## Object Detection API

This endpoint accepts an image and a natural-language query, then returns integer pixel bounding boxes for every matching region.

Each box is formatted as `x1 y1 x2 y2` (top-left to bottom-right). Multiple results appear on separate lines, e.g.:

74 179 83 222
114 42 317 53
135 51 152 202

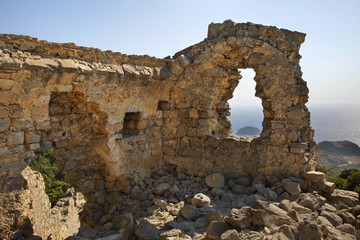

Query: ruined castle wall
0 21 316 236
162 21 316 181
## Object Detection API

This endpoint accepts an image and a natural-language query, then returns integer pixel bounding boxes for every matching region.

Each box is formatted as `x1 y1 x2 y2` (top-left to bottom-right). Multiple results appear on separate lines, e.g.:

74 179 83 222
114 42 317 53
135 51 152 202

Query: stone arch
164 21 315 180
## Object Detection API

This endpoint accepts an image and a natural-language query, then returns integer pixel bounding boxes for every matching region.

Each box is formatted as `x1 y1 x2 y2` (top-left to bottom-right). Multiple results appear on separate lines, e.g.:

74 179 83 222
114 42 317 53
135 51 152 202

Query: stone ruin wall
0 21 316 237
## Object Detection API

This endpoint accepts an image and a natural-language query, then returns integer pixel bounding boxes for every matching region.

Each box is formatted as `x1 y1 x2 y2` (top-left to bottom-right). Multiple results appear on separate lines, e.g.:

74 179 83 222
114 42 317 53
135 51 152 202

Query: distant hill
236 126 261 136
317 140 360 180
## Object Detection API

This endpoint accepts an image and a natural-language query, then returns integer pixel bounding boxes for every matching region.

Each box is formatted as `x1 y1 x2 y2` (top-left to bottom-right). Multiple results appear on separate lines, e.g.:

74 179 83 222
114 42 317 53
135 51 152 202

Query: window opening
228 68 263 139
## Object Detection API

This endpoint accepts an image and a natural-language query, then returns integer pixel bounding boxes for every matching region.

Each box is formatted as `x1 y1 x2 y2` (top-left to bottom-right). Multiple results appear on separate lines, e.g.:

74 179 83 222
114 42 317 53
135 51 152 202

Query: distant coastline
229 104 360 146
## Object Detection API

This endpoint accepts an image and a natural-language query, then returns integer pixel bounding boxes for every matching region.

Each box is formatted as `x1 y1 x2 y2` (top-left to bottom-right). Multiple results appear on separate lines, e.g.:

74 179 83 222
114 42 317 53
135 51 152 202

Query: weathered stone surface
112 213 133 229
206 173 225 188
154 183 171 195
220 229 240 240
135 220 160 240
331 189 359 207
340 211 356 225
224 207 251 229
0 167 85 240
302 171 325 183
153 198 167 210
207 209 223 223
282 179 301 197
296 220 323 240
297 192 326 211
248 208 272 227
179 205 197 220
320 211 343 227
7 131 24 146
0 20 317 239
206 221 230 240
192 193 211 208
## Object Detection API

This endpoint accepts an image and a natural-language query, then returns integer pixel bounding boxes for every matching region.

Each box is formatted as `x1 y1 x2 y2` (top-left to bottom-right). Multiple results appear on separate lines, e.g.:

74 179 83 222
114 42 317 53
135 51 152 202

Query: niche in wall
121 112 143 137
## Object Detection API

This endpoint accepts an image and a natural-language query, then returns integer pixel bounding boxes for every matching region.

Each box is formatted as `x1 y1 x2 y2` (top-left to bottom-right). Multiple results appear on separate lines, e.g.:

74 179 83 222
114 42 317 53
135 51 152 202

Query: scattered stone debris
65 168 360 239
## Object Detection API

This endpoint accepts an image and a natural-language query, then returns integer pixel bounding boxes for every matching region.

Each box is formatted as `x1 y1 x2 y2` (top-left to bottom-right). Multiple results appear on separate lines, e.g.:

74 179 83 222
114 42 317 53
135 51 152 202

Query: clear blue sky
1 0 359 106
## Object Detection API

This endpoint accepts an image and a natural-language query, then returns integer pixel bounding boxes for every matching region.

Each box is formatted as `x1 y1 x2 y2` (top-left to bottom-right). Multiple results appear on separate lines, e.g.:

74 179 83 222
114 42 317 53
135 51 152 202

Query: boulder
220 229 240 240
336 223 355 235
206 173 225 188
192 193 211 208
339 211 356 225
331 189 359 207
206 221 230 240
224 207 251 229
154 183 171 195
297 192 326 211
320 211 343 227
296 219 323 240
248 208 272 227
153 198 167 210
207 210 223 223
282 179 301 197
112 213 133 229
179 205 197 220
135 220 160 240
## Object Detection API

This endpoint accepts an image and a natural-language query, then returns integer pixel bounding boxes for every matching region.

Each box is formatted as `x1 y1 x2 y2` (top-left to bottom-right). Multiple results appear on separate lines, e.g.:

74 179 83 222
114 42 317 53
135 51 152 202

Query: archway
228 68 263 139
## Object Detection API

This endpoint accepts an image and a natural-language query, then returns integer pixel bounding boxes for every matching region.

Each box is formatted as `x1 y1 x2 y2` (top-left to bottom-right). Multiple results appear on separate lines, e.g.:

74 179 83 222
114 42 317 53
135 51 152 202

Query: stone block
153 67 171 80
189 108 198 118
7 131 24 146
302 171 325 183
25 132 41 144
197 127 211 137
286 107 306 120
58 59 79 71
289 143 308 154
24 58 59 69
0 146 9 155
0 119 10 132
0 78 16 90
167 60 184 75
27 143 40 150
177 54 191 68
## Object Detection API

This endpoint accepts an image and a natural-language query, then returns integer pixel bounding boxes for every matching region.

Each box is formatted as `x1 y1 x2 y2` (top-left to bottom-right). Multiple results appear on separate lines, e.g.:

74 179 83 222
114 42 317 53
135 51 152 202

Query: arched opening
228 68 263 139
29 148 71 207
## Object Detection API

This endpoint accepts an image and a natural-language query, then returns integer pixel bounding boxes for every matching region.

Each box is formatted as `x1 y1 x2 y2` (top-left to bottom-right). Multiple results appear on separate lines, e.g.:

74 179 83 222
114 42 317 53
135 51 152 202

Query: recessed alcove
121 112 143 137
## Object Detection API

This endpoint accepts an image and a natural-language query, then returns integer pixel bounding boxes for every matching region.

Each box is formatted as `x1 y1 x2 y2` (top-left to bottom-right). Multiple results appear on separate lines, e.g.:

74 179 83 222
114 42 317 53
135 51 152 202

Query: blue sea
229 104 360 146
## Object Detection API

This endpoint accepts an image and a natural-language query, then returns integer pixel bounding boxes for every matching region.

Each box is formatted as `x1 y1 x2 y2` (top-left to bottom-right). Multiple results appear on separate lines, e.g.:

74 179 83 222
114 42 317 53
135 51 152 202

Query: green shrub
29 149 71 207
332 168 360 194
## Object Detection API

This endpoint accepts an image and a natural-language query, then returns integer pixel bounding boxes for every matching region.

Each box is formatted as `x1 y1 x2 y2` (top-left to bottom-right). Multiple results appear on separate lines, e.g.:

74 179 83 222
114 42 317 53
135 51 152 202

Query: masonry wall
0 20 316 236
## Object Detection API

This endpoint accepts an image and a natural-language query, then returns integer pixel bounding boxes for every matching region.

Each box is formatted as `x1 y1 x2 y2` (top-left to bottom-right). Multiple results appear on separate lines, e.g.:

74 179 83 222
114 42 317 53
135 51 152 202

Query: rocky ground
66 167 360 240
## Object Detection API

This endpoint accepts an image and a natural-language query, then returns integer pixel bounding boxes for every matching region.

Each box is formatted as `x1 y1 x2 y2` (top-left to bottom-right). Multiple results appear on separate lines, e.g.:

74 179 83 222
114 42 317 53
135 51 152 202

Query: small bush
332 168 360 194
29 149 71 207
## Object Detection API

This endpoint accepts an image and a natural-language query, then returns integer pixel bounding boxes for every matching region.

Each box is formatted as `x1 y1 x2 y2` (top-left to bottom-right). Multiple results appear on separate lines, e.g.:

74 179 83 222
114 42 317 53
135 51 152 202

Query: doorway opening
228 68 263 139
